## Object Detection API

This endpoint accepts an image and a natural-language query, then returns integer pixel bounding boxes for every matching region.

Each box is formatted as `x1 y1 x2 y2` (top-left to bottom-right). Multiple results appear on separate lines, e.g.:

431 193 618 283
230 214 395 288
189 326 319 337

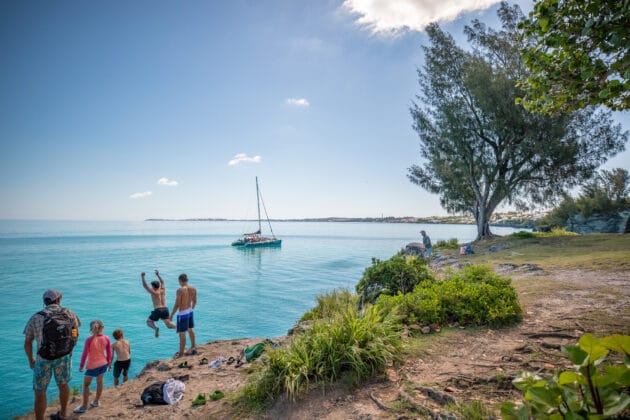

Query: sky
1 0 628 221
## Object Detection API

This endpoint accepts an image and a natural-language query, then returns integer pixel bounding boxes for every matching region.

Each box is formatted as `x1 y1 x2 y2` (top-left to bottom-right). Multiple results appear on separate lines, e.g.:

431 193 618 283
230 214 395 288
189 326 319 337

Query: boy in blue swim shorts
168 273 197 358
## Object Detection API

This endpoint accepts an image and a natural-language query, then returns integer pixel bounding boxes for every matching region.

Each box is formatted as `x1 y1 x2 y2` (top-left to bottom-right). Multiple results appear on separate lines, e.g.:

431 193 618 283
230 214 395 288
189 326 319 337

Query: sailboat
231 177 282 248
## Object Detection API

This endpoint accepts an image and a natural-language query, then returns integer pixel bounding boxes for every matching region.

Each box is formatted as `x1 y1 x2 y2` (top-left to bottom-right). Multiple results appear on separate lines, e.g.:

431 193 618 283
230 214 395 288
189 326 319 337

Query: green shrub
356 253 434 305
434 238 459 250
377 265 522 328
300 289 358 322
534 228 578 238
501 334 630 419
511 230 536 239
235 304 402 409
512 229 578 239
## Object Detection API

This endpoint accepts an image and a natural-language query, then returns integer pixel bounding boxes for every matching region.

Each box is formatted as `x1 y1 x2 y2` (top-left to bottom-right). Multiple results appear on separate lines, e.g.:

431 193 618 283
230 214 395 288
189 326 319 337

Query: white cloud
129 191 153 199
286 98 310 107
228 153 262 166
343 0 500 35
157 177 178 187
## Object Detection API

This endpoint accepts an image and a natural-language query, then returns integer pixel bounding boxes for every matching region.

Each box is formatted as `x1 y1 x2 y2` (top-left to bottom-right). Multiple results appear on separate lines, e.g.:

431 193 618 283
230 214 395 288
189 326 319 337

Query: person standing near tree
168 273 197 358
421 230 432 258
23 289 81 420
142 270 176 337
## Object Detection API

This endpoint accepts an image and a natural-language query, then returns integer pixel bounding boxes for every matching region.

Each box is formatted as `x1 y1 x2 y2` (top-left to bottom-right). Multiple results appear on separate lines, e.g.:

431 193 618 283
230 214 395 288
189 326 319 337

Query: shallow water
0 220 522 418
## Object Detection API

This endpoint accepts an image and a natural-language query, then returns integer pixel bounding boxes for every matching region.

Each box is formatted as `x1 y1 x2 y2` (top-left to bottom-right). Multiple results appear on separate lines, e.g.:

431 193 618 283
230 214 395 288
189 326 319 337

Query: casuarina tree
408 2 626 240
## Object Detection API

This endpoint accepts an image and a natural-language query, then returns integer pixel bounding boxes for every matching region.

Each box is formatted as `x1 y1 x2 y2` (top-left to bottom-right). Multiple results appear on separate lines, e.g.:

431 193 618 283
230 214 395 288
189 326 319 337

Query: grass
235 303 402 410
447 400 495 420
453 233 630 271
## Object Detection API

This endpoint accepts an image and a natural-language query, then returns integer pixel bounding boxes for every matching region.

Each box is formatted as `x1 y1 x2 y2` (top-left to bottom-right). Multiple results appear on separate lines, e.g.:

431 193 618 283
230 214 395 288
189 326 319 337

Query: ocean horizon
0 220 524 418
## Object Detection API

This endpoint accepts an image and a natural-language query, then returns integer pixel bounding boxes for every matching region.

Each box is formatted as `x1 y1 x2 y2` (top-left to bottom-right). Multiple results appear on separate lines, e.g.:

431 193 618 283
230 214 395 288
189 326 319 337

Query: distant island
146 212 543 229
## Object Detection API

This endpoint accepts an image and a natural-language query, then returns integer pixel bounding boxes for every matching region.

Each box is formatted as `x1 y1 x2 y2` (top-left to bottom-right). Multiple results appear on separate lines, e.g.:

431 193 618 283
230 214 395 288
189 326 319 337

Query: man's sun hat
43 289 62 302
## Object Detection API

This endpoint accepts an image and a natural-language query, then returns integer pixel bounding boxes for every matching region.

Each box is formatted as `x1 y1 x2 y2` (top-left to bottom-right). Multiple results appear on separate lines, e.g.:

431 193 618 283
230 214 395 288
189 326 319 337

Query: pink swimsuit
79 334 112 371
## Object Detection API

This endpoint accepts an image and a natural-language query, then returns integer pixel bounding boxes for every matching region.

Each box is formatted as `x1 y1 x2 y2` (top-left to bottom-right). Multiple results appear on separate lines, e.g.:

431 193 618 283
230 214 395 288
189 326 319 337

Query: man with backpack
24 289 81 420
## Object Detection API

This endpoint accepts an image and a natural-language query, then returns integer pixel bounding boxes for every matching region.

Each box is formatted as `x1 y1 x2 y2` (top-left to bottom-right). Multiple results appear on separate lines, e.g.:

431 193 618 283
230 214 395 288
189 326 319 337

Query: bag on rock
163 378 185 404
141 381 167 405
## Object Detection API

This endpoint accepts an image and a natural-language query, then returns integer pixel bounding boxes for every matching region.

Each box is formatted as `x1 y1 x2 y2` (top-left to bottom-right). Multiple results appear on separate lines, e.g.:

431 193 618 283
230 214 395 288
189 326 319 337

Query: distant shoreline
145 215 536 229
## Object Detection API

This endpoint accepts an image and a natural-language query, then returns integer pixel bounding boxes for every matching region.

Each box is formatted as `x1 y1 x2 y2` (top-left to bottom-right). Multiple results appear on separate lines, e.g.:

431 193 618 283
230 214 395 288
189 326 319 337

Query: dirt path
19 267 630 419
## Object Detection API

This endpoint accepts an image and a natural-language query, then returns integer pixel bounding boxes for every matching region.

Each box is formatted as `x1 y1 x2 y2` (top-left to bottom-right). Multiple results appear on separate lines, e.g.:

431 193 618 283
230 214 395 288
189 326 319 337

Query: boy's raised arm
155 270 165 288
141 272 151 293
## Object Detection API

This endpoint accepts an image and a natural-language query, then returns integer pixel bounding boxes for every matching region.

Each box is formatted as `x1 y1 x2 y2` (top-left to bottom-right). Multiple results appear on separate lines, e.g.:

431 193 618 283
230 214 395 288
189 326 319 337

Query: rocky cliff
566 210 630 234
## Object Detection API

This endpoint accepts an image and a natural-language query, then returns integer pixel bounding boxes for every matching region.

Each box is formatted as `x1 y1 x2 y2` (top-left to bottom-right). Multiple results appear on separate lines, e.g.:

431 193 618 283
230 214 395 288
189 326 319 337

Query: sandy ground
17 267 630 419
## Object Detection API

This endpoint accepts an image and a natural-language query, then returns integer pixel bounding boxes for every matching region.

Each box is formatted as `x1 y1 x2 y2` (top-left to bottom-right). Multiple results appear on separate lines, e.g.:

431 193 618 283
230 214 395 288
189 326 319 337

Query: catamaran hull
232 238 282 248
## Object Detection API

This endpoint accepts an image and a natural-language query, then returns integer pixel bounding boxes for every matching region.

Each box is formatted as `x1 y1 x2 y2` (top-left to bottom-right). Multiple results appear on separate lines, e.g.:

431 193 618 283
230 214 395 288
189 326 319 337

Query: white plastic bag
162 378 185 404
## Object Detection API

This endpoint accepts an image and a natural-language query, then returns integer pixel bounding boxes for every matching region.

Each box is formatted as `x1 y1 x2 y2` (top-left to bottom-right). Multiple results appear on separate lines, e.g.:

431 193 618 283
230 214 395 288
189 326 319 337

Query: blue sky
1 0 628 221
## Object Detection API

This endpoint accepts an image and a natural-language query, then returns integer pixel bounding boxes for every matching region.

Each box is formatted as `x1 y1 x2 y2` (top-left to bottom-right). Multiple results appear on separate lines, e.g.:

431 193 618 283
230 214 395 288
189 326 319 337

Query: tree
537 167 630 229
517 0 630 114
582 167 630 206
408 2 627 240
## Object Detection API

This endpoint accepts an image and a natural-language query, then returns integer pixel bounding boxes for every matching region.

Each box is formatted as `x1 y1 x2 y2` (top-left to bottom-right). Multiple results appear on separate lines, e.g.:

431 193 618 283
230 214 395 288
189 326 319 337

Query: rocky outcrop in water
566 210 630 234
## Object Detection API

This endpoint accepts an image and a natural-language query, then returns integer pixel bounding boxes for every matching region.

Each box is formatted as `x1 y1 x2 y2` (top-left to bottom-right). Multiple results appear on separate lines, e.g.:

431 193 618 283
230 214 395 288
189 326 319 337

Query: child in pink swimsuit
74 320 112 414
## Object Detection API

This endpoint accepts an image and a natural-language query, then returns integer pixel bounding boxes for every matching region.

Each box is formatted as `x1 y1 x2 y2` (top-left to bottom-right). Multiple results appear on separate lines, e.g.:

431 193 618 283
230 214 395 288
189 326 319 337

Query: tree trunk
475 206 494 241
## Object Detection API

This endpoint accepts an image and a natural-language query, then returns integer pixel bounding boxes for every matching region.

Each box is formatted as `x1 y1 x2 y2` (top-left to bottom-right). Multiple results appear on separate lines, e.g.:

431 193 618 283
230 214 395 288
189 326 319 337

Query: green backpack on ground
243 341 267 362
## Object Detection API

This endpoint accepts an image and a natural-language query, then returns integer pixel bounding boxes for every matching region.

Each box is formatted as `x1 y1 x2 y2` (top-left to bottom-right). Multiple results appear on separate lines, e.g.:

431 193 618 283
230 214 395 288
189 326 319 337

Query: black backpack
37 308 77 360
141 381 167 405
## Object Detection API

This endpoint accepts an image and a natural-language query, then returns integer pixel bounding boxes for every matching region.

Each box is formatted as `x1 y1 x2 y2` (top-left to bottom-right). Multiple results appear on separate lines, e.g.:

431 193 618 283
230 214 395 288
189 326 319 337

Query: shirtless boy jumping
168 273 197 358
142 270 176 337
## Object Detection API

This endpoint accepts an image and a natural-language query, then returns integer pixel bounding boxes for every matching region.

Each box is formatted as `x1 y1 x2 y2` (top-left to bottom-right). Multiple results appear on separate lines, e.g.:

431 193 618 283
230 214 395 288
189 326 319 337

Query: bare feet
155 327 159 338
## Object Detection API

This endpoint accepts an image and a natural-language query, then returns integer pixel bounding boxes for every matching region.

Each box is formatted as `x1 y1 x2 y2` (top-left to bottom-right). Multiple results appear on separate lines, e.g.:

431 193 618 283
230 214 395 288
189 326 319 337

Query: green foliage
511 229 578 239
356 253 433 305
235 304 402 409
300 289 358 322
511 230 536 239
408 2 626 241
71 384 81 396
534 228 579 238
376 265 522 328
501 334 630 419
434 238 459 250
538 168 630 229
518 0 630 114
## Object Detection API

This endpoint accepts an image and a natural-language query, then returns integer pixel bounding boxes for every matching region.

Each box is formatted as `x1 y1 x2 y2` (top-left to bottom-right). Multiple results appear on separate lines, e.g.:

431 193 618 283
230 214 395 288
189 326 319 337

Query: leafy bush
434 238 459 250
511 229 578 239
511 230 536 239
376 265 522 328
300 289 358 322
236 304 402 409
356 253 434 305
501 334 630 419
534 228 578 238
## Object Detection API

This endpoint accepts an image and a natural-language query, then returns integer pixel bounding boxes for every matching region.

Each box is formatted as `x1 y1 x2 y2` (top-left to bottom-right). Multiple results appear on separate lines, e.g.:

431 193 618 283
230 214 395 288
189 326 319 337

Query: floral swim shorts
33 354 72 392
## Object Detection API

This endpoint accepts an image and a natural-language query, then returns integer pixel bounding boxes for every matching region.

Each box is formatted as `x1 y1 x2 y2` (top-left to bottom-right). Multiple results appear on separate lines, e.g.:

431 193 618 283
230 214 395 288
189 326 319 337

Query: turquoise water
0 220 522 418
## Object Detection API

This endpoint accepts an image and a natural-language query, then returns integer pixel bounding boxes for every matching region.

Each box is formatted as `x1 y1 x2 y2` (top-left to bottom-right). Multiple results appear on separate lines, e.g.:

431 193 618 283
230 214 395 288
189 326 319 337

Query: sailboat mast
256 176 262 233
